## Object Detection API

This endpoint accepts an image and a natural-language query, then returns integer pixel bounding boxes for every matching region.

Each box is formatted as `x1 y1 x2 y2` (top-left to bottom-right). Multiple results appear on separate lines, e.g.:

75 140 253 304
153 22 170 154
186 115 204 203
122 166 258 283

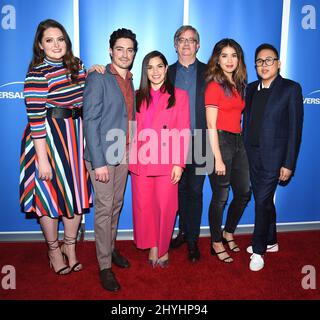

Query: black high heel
210 246 233 263
47 239 70 275
222 237 240 252
61 235 83 272
48 253 70 275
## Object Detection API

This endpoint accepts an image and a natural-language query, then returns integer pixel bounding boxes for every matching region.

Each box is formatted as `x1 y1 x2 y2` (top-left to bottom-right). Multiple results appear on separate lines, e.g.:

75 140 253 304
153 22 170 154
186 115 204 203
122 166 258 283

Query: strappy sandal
61 235 83 272
222 237 240 252
210 246 233 263
47 239 70 275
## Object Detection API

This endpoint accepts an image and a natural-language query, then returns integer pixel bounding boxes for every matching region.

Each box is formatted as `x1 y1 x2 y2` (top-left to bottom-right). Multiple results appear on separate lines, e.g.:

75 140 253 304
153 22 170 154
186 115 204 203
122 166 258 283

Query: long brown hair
28 19 80 83
206 38 247 99
136 51 175 113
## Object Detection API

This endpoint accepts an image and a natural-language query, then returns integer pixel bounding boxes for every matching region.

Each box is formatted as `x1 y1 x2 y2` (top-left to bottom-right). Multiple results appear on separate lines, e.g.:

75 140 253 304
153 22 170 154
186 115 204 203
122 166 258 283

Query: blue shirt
175 60 197 132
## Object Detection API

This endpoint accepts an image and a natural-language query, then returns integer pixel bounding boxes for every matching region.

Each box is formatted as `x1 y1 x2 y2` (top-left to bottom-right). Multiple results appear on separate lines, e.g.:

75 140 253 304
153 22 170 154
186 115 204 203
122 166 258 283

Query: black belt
217 129 241 136
46 108 82 119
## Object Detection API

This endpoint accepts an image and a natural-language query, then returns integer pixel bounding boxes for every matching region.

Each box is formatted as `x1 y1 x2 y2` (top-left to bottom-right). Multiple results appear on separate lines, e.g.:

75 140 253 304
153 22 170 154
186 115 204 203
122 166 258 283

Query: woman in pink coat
129 51 190 267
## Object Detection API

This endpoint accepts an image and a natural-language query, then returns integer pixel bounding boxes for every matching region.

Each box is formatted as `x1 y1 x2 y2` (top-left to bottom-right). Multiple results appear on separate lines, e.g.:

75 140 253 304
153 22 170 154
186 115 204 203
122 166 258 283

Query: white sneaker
249 253 264 271
246 243 279 254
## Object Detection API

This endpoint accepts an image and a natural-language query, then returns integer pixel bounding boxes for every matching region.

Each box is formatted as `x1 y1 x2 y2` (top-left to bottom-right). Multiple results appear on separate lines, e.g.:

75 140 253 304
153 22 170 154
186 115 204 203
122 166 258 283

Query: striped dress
19 58 92 218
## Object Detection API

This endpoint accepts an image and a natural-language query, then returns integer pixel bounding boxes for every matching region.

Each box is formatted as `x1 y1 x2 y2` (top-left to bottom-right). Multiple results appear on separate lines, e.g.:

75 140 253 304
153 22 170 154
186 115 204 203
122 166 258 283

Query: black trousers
247 146 279 255
208 131 251 243
177 135 209 243
178 161 206 242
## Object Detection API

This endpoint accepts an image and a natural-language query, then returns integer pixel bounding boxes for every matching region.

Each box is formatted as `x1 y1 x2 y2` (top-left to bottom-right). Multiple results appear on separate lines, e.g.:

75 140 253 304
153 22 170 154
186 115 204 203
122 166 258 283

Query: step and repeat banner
0 0 319 234
276 0 320 222
0 0 75 232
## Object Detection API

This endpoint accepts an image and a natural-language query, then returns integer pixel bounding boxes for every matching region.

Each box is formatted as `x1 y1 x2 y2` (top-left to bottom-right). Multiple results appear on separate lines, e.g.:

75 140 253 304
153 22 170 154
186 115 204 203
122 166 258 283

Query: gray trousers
86 159 128 270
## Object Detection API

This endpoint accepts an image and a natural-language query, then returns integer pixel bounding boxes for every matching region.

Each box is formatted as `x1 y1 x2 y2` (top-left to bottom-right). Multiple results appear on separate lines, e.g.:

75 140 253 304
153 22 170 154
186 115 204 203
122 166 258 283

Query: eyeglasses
177 37 197 45
255 57 279 67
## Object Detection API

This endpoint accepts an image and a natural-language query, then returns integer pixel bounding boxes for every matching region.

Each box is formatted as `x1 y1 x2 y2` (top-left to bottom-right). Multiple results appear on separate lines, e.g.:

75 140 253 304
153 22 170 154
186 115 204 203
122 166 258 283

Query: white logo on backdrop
304 89 320 105
301 5 316 29
301 5 318 104
1 5 16 30
0 82 24 99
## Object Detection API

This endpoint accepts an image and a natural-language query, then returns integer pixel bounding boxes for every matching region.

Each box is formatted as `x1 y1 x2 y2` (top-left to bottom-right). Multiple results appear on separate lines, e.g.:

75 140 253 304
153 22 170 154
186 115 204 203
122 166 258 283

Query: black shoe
99 268 120 292
170 231 186 249
210 246 233 263
222 237 240 252
112 249 130 268
187 241 200 262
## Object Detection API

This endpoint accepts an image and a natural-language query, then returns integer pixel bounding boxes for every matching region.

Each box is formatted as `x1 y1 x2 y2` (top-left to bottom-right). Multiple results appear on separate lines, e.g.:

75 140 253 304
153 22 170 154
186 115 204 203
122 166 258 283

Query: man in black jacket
168 25 212 262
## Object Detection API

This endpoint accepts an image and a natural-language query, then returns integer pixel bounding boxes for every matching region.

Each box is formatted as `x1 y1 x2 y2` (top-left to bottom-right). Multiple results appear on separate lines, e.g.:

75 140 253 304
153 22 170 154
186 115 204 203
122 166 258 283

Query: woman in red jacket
129 51 190 267
205 39 251 263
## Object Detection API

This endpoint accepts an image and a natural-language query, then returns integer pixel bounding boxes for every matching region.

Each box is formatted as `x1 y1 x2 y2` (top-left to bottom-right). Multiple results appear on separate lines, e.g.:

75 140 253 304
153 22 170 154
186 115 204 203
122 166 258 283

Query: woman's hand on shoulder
88 64 105 74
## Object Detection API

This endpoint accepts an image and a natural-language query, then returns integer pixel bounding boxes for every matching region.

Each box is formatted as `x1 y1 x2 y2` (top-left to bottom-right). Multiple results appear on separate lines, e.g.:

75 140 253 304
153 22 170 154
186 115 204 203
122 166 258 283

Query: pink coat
129 87 190 176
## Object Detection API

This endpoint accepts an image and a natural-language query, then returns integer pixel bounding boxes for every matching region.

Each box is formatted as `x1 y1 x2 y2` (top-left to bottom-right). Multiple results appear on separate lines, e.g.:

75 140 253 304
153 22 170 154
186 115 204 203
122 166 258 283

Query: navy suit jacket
243 75 304 173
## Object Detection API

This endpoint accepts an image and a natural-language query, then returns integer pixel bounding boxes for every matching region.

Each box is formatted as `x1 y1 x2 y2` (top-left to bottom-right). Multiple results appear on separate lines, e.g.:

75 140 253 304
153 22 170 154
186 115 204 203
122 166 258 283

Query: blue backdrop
276 0 320 221
0 0 74 232
0 0 318 234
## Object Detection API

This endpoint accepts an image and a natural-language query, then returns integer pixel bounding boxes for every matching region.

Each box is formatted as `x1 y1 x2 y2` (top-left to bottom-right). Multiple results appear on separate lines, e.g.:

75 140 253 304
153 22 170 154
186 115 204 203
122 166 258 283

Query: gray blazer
83 65 135 168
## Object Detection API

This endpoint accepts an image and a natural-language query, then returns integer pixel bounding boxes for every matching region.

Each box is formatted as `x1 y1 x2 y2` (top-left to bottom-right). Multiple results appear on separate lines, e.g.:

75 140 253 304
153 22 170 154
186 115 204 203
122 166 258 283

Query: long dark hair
136 51 175 113
206 38 247 99
28 19 80 83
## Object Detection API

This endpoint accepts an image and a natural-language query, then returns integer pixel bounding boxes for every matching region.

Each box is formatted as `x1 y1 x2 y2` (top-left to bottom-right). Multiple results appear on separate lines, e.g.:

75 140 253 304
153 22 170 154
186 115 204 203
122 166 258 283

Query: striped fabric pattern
24 58 86 139
20 58 92 218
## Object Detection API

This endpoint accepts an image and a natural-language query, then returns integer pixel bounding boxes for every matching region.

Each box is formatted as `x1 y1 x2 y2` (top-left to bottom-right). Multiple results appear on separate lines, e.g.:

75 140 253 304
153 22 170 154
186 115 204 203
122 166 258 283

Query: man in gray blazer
83 28 137 292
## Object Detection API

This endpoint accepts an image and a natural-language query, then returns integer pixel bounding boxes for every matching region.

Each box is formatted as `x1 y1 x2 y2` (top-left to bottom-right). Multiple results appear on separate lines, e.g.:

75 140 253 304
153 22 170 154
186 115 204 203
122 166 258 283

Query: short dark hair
109 28 138 52
255 43 279 61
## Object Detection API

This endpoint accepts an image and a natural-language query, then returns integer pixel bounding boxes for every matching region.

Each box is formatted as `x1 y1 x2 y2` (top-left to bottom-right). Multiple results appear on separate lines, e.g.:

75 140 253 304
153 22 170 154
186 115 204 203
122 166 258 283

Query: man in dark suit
168 25 212 262
243 43 303 271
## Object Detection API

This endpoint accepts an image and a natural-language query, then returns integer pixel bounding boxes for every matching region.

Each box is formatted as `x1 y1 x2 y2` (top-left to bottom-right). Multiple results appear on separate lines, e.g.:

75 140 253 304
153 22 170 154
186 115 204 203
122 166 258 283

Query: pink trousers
131 173 178 257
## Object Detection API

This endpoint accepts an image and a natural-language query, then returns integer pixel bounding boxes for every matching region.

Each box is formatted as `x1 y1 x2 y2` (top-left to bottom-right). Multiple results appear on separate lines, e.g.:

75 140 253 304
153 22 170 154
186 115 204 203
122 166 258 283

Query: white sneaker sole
249 262 264 271
249 254 264 271
246 244 279 254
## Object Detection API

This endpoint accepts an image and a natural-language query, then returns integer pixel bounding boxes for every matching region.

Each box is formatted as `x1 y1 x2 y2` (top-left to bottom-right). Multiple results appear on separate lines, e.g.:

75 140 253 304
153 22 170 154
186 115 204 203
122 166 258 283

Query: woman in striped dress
20 19 92 275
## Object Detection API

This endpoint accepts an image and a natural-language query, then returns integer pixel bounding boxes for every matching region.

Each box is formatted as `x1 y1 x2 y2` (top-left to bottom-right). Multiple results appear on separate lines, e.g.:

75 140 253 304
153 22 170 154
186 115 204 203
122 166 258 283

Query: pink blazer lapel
138 91 170 130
